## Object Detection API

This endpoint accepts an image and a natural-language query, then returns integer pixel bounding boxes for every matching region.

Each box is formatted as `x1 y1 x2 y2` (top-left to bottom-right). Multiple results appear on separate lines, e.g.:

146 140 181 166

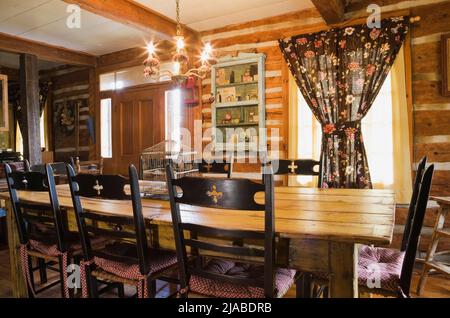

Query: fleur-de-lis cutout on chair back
206 185 223 204
93 180 103 196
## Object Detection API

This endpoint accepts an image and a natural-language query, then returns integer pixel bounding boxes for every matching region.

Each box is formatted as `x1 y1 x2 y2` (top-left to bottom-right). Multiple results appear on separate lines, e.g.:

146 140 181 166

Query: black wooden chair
269 159 322 187
166 164 297 298
67 164 178 298
0 160 30 244
197 159 232 178
4 163 85 298
311 160 434 298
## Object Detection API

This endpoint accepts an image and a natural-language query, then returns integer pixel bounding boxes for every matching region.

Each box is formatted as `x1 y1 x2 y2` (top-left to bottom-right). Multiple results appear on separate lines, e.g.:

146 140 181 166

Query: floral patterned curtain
279 17 409 189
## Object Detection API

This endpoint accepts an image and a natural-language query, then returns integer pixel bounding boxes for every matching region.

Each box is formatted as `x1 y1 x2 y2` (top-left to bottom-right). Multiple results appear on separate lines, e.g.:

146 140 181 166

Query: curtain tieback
322 121 361 135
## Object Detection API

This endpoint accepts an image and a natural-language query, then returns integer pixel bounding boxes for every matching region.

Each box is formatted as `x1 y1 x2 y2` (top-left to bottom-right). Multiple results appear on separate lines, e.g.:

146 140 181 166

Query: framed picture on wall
443 33 450 96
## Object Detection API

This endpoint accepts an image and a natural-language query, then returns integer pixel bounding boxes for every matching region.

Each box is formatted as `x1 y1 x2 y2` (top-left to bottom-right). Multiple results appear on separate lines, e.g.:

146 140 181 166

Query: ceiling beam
311 0 345 24
0 32 97 66
63 0 200 43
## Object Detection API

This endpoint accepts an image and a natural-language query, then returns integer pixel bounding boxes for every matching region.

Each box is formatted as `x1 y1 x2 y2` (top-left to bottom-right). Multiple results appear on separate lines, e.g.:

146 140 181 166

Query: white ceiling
0 0 150 56
135 0 314 31
0 0 314 58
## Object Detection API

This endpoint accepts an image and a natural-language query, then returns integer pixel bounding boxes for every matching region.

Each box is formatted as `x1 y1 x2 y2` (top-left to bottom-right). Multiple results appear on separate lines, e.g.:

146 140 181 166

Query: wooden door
107 85 168 175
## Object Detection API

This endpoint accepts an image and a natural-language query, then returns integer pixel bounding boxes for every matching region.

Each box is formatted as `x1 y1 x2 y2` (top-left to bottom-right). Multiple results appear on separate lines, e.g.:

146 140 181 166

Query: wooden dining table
0 185 395 298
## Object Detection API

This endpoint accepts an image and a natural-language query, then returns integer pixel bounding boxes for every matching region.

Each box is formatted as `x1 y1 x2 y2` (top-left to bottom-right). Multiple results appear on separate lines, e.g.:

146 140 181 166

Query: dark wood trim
0 32 97 66
19 54 42 166
63 0 200 42
442 33 450 97
311 0 345 24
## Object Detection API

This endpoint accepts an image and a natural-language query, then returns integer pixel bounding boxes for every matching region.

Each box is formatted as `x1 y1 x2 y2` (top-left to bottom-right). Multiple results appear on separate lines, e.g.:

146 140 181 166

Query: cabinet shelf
216 122 259 128
214 100 258 108
216 81 258 89
211 53 266 149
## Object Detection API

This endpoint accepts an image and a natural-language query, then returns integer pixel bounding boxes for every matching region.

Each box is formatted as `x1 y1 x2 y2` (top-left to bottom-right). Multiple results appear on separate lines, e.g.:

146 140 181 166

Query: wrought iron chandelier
143 0 215 85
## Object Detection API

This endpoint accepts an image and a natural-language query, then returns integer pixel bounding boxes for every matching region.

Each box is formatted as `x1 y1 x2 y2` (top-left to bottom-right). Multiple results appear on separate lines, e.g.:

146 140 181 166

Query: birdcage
139 140 198 198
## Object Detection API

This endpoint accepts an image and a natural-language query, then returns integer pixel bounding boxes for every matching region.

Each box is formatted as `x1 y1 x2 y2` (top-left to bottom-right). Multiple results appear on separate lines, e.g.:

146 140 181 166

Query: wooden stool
417 197 450 295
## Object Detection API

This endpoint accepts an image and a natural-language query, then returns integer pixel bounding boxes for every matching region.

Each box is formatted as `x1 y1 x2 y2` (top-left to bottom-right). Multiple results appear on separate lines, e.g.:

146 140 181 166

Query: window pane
297 73 393 188
165 89 181 150
100 73 115 91
100 98 112 158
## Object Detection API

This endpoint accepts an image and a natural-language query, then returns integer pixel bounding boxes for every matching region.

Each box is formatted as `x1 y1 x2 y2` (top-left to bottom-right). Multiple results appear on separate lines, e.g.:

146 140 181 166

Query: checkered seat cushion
92 242 178 280
358 245 405 292
313 245 405 293
28 232 105 257
189 259 296 298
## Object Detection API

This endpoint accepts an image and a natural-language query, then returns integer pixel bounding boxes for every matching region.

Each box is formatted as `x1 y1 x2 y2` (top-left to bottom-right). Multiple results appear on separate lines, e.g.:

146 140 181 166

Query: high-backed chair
4 164 84 298
312 162 434 298
0 160 30 243
166 164 297 298
270 159 322 187
67 164 178 298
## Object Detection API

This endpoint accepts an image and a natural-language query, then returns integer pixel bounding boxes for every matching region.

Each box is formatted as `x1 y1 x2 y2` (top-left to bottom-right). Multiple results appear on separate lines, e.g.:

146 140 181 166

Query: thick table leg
6 201 28 298
329 242 358 298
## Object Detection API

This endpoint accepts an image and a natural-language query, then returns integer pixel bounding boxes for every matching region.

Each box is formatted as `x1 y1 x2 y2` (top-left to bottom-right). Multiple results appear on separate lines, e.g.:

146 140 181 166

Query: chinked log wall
199 8 325 175
199 0 450 251
47 67 94 162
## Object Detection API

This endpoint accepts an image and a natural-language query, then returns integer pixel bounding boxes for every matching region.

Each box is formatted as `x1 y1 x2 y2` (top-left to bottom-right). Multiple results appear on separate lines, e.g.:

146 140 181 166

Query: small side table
417 197 450 295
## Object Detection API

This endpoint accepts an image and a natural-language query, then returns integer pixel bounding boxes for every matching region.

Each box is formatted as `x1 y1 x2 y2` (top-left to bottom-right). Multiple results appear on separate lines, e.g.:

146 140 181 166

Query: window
100 98 112 158
296 75 393 189
100 62 175 92
15 111 47 155
165 89 181 151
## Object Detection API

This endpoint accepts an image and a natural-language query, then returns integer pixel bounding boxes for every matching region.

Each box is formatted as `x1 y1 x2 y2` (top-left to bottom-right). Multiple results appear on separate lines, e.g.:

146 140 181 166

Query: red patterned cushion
358 245 404 292
93 247 177 280
28 235 105 256
189 259 296 298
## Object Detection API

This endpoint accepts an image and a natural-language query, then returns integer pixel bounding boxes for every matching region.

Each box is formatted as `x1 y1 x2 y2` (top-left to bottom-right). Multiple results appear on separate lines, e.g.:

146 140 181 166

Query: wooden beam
311 0 345 24
63 0 200 43
20 54 42 166
0 32 97 66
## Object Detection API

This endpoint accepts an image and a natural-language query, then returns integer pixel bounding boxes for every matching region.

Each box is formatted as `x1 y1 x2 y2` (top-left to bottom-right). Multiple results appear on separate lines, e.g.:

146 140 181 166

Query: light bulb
204 42 212 54
176 37 185 50
147 42 156 55
201 50 209 63
173 62 181 75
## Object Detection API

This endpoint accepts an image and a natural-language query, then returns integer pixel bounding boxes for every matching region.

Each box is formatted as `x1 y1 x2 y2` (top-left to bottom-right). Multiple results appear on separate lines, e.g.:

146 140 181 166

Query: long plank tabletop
0 185 396 246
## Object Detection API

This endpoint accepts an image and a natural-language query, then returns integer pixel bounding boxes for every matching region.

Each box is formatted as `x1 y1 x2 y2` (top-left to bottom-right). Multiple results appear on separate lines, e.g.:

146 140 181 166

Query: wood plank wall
199 1 450 192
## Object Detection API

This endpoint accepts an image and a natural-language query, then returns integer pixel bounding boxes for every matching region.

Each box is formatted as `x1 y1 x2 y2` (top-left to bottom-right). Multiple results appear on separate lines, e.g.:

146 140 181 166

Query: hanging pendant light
144 0 215 85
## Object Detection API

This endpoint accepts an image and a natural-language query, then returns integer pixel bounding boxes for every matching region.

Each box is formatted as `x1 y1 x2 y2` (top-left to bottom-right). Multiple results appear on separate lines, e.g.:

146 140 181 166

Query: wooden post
329 242 359 298
19 54 42 166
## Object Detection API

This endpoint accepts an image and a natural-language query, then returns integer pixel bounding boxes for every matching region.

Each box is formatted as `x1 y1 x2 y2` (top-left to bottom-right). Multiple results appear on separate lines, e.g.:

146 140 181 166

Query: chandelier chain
176 0 182 37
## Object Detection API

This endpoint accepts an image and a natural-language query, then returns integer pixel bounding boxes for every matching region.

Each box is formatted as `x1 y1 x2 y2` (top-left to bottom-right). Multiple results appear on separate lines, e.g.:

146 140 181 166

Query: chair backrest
4 163 67 251
72 173 130 200
166 164 276 297
70 157 104 175
31 162 67 175
66 164 151 275
401 156 427 251
270 159 322 187
0 160 30 178
197 159 232 178
399 164 434 296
